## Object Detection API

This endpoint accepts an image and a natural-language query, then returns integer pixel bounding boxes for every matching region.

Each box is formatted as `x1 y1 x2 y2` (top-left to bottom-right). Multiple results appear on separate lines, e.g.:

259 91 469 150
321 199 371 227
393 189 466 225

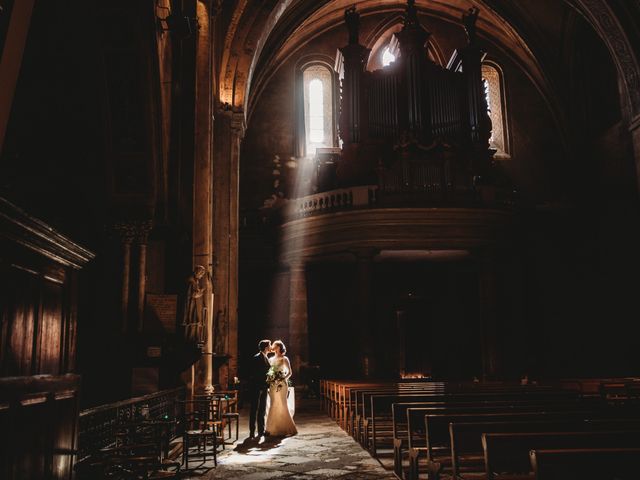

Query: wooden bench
367 389 578 454
404 410 600 480
483 431 640 480
530 447 640 480
450 418 640 480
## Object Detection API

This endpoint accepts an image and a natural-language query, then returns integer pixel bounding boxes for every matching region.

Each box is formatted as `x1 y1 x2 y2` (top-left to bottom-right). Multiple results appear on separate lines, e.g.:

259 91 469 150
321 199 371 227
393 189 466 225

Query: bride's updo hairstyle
273 340 286 355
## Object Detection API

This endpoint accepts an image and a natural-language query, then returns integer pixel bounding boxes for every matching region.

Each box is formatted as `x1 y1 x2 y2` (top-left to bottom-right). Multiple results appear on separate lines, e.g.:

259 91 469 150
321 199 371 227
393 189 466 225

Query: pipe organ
334 1 493 202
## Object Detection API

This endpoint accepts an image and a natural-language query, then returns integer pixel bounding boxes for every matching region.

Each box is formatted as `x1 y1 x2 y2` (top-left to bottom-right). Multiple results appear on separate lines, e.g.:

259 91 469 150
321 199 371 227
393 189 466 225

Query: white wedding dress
265 355 297 436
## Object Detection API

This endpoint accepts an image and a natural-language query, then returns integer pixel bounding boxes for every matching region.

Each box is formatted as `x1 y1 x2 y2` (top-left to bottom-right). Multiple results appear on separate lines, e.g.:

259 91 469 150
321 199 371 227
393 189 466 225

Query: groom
248 339 272 438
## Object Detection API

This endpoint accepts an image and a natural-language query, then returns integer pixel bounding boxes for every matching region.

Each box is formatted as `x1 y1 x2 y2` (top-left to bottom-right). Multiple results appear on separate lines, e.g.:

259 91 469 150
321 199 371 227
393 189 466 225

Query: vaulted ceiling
218 0 640 122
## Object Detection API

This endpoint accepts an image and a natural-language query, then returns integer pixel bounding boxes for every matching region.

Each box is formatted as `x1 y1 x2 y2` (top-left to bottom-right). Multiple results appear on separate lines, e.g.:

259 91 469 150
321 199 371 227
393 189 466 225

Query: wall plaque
145 294 178 333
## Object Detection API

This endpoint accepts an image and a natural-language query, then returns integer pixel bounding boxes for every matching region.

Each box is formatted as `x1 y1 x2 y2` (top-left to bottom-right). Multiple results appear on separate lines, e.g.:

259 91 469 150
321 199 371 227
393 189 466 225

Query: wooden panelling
0 197 93 479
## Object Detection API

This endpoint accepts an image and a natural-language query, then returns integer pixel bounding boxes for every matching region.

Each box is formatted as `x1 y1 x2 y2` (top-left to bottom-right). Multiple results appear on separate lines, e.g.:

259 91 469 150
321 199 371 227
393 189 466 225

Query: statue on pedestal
182 265 211 346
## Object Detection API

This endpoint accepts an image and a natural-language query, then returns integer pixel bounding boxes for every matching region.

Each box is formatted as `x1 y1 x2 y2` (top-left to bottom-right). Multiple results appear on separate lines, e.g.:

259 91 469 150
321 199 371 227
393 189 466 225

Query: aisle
184 398 396 479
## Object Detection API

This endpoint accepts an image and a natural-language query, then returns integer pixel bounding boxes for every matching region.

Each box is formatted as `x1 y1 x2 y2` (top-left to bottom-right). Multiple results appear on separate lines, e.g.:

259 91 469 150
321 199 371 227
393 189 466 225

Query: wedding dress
265 355 297 436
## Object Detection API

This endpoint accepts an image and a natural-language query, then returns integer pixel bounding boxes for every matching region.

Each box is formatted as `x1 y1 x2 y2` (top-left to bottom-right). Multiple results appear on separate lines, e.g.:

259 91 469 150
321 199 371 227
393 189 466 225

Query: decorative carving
576 0 640 114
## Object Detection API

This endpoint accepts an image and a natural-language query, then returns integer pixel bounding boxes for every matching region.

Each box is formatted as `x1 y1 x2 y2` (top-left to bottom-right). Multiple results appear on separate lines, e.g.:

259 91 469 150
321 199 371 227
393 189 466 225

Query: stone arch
364 13 446 71
573 0 640 117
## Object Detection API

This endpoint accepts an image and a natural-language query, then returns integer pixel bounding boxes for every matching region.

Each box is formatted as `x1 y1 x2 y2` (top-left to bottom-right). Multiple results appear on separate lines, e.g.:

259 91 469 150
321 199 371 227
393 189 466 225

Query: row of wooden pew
320 379 640 479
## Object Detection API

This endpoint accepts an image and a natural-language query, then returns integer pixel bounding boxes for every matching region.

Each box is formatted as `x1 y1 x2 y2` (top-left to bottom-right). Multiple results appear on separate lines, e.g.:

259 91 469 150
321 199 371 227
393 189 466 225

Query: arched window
382 46 396 67
302 64 334 156
482 63 510 159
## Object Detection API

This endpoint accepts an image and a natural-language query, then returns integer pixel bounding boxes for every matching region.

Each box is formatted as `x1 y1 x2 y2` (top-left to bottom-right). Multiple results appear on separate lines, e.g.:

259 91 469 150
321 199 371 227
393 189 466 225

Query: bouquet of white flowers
266 366 291 392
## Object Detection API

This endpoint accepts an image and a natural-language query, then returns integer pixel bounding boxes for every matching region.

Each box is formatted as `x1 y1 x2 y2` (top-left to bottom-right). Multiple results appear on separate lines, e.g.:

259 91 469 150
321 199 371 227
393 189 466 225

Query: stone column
133 222 153 333
193 0 215 395
114 221 151 333
113 224 134 333
213 107 244 388
477 250 499 380
353 248 377 377
288 260 309 379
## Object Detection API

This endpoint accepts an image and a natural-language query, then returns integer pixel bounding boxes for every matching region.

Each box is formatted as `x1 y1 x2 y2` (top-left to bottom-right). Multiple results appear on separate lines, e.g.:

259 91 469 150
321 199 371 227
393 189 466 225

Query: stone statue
345 6 360 45
182 265 211 346
463 7 480 45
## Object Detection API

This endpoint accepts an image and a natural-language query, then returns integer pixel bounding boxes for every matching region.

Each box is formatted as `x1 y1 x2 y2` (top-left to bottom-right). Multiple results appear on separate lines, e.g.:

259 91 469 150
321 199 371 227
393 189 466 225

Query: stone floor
181 398 396 479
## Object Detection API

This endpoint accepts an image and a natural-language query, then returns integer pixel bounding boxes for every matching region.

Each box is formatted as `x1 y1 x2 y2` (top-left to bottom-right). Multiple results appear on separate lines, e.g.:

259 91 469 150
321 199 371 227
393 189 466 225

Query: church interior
2 0 640 478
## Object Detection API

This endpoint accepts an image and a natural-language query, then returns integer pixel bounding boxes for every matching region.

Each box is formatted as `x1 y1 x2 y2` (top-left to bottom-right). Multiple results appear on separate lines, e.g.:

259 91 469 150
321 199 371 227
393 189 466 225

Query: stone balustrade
288 185 378 218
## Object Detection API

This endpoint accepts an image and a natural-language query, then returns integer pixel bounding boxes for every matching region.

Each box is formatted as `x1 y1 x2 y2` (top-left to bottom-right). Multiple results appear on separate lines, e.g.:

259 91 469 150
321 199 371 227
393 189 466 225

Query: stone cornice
0 197 95 270
280 207 512 263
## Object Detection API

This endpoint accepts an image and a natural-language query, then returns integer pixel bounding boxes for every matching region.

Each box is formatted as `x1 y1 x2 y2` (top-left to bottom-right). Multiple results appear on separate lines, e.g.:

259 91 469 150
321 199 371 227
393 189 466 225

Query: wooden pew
403 410 600 480
530 447 640 480
450 418 640 480
368 389 578 454
483 431 640 480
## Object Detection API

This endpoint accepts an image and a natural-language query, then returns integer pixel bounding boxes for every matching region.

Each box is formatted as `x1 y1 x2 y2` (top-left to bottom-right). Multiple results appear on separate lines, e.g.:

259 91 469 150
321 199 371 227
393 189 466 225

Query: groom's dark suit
248 351 271 437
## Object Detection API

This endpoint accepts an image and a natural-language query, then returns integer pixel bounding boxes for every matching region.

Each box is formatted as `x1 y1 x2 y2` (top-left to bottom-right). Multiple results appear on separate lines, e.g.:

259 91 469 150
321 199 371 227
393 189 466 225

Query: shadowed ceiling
218 0 640 126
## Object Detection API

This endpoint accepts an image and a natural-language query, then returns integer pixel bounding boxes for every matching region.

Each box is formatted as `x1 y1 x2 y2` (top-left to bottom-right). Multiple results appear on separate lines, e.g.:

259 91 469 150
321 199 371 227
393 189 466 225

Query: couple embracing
248 339 298 438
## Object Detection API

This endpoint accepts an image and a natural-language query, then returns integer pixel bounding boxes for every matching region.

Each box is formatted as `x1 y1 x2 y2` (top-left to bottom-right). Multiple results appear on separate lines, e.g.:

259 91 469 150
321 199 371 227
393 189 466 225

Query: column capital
112 219 153 245
216 104 246 138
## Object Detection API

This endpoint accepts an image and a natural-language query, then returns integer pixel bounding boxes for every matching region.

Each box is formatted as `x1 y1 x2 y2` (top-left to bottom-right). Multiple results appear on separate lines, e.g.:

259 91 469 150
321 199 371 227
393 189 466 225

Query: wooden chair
194 394 227 448
218 391 240 443
176 399 218 469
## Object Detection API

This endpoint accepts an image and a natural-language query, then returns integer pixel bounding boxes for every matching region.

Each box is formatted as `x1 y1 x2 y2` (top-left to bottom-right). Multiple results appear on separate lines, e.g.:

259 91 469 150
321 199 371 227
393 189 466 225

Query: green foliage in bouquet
266 366 293 391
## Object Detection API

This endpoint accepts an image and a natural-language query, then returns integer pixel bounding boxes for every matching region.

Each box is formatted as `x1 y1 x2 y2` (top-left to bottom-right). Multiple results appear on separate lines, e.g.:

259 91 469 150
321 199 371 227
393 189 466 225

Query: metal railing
78 387 186 461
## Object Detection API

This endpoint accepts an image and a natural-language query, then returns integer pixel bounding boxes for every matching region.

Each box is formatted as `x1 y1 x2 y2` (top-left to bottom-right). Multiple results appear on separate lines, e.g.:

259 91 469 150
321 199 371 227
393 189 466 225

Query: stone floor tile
304 468 352 477
182 398 396 479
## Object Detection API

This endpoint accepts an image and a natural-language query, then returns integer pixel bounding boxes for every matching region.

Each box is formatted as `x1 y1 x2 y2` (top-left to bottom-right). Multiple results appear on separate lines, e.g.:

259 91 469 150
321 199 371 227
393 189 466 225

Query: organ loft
1 0 640 478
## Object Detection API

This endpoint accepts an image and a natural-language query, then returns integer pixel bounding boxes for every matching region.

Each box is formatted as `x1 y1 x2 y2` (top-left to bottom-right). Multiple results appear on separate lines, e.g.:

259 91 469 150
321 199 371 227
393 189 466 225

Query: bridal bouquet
266 366 290 392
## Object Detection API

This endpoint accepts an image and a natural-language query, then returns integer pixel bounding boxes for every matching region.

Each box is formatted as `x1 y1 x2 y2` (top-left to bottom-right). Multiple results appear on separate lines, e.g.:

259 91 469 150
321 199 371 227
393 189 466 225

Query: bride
265 340 297 436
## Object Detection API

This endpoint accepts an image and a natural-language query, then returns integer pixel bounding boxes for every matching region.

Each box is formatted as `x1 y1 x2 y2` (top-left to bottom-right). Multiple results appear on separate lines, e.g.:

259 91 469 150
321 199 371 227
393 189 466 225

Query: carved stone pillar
213 107 244 387
193 0 215 395
288 260 309 379
477 250 499 380
353 248 377 377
